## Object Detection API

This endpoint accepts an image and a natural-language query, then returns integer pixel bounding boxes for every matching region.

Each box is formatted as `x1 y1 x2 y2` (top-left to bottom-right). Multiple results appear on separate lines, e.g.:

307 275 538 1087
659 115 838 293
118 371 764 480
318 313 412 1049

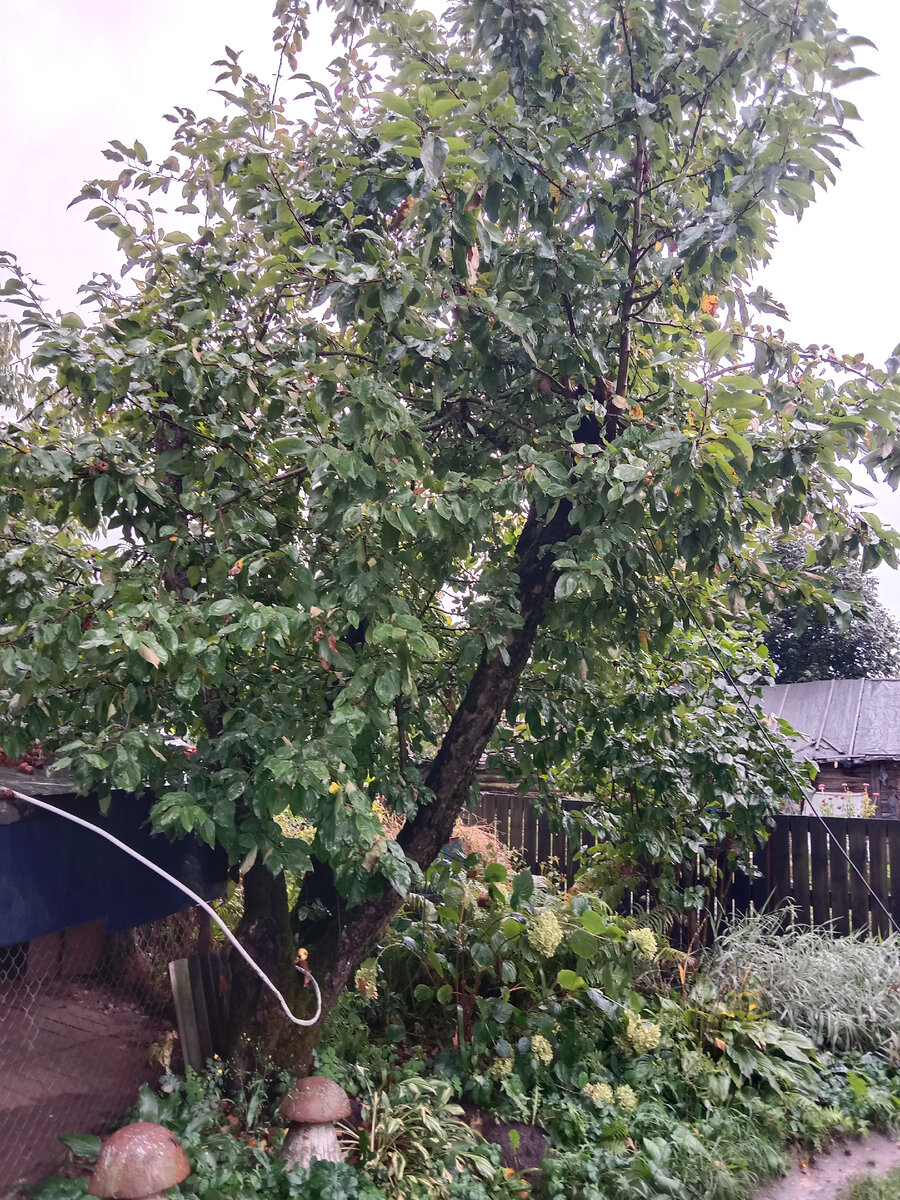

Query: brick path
0 979 164 1195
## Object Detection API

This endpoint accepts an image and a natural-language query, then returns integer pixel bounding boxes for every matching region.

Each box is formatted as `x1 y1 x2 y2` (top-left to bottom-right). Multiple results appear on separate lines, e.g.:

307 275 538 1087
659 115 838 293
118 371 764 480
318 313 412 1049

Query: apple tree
2 0 898 1064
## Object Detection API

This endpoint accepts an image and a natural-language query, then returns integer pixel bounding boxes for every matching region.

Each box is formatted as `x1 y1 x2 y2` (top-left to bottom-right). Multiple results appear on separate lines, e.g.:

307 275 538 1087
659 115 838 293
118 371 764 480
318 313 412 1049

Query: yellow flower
631 927 658 960
583 1081 615 1105
528 908 563 957
329 781 342 794
531 1034 553 1066
623 1011 661 1054
615 1083 638 1112
490 1056 514 1080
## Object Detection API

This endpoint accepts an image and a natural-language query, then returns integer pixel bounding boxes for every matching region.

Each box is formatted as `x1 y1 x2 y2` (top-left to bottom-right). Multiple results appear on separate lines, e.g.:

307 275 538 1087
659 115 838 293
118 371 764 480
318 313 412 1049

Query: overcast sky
2 0 899 606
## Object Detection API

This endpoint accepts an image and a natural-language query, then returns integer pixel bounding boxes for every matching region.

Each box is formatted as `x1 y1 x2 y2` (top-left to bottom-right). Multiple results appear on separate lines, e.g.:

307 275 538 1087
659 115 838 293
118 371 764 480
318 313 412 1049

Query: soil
755 1133 900 1200
463 1105 549 1175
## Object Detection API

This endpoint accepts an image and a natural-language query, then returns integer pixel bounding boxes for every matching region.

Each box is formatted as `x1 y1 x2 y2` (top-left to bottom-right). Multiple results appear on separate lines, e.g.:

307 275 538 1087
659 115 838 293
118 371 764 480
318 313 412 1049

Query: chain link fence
0 910 204 1197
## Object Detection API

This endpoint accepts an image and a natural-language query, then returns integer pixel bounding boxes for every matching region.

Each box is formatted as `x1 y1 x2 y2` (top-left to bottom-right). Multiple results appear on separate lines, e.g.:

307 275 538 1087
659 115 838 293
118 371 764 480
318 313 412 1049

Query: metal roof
759 678 900 762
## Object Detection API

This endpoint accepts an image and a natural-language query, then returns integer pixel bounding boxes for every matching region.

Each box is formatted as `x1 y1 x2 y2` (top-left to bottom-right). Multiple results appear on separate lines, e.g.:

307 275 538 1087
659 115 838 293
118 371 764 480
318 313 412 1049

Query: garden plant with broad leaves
2 0 900 1065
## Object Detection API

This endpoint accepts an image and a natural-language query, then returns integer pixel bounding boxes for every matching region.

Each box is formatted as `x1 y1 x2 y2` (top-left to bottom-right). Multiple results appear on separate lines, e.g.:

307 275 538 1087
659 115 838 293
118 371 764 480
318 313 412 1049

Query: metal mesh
0 911 203 1197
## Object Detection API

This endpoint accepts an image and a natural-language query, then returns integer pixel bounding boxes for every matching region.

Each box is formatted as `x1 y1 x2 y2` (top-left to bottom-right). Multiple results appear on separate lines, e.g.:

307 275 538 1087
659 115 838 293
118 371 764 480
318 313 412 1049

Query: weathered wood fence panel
468 789 898 942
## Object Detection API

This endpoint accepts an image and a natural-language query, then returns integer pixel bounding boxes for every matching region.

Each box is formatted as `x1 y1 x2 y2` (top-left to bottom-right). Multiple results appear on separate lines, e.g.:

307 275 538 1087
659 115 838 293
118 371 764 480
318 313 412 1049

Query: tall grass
704 912 900 1052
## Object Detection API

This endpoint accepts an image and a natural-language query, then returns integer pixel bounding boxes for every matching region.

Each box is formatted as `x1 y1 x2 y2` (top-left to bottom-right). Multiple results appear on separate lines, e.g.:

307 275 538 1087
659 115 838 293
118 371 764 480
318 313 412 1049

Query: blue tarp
0 789 229 946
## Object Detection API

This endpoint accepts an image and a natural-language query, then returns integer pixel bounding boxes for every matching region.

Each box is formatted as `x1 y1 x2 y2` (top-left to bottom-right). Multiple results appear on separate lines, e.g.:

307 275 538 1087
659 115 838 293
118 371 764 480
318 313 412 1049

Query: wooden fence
469 786 900 941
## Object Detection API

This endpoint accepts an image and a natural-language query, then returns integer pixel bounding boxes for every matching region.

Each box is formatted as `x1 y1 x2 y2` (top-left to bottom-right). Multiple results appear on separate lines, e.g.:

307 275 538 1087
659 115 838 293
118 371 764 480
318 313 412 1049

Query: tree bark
226 858 315 1071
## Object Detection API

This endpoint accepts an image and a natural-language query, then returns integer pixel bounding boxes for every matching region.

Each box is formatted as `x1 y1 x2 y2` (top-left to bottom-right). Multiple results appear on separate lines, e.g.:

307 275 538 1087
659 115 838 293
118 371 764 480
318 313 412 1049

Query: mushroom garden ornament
279 1075 351 1167
88 1123 190 1200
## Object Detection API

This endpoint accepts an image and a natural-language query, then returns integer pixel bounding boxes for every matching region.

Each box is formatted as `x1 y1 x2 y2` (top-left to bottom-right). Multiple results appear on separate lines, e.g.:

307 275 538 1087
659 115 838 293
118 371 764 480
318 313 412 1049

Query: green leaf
511 868 534 908
58 1134 101 1160
568 929 599 959
705 329 734 365
420 134 448 186
557 969 585 991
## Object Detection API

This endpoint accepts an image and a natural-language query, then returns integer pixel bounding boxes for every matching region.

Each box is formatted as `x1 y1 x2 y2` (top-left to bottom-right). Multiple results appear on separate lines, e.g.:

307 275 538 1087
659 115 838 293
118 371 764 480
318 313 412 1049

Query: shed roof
759 678 900 762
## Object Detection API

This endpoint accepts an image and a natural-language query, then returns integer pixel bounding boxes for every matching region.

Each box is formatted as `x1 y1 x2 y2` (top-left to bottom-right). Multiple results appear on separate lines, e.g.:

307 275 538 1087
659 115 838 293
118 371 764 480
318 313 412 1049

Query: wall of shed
812 760 900 819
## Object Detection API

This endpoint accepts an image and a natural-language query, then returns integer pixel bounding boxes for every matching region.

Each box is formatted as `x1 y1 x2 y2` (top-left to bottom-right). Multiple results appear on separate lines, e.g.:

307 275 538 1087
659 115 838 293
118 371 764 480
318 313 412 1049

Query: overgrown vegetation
3 0 899 1067
32 854 900 1200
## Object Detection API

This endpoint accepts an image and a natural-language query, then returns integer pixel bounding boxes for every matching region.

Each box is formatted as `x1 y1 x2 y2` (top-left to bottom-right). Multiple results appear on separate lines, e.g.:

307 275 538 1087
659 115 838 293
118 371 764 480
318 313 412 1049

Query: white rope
0 783 322 1027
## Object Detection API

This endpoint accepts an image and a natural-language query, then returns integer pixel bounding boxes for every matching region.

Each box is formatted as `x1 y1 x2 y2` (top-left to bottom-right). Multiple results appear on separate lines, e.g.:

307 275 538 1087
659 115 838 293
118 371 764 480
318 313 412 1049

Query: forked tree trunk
226 501 572 1072
226 860 316 1071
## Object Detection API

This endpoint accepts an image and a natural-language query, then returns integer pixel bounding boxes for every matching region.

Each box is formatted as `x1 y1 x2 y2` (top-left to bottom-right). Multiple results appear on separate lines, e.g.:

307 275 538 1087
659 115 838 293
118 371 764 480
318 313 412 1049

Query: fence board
869 822 889 936
788 816 811 926
508 795 525 869
751 840 771 913
809 819 830 927
522 799 538 870
480 791 497 831
493 791 510 852
828 819 849 936
771 821 791 913
889 823 900 929
848 822 869 933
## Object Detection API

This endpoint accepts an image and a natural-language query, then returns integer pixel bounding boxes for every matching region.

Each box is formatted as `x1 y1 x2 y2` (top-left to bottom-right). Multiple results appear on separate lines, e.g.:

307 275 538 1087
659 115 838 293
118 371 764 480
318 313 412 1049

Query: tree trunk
226 859 315 1071
289 501 573 1070
228 500 574 1073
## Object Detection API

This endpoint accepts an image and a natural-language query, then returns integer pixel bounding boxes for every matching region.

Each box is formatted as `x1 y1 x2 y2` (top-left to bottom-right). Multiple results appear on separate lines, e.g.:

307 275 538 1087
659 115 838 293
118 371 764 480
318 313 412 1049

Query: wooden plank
771 819 791 917
522 799 538 871
188 954 214 1065
480 791 497 832
492 791 510 856
536 809 552 874
788 816 811 927
730 855 751 921
168 958 203 1071
198 952 225 1056
828 819 849 936
508 794 526 864
868 820 890 937
809 818 830 928
889 822 900 930
751 837 770 914
848 821 869 934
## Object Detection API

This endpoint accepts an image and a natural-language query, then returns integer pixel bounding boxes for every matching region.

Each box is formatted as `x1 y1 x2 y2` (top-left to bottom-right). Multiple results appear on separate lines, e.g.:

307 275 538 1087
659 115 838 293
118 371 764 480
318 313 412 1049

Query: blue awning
0 784 229 946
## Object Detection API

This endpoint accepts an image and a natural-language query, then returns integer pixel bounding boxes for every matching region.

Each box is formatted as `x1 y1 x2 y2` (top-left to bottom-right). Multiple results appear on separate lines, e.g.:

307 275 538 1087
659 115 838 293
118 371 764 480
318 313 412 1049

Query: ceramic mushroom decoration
88 1123 190 1200
279 1076 351 1168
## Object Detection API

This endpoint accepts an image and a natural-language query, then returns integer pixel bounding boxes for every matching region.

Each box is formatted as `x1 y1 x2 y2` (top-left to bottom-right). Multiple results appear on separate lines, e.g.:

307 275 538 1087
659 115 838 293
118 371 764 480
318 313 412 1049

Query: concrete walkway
756 1133 900 1200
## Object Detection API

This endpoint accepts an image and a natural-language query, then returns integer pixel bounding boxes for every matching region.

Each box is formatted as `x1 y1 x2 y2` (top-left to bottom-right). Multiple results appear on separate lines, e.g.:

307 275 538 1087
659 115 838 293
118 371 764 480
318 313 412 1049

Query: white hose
0 783 322 1027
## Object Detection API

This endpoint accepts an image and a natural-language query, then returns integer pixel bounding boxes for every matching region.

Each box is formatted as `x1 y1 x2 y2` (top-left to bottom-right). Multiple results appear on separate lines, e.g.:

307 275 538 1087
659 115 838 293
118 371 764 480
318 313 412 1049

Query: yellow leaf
638 628 650 649
138 643 161 669
149 745 167 761
329 781 342 794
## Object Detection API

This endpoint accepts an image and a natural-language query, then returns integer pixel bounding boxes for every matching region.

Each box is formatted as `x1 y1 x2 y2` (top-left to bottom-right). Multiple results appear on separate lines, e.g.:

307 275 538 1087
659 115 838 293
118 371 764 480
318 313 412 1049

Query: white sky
2 0 899 607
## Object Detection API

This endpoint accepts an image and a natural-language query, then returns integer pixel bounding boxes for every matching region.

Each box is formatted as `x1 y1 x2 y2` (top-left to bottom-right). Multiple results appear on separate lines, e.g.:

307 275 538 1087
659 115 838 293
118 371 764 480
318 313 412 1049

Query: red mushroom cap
280 1076 350 1124
88 1123 190 1199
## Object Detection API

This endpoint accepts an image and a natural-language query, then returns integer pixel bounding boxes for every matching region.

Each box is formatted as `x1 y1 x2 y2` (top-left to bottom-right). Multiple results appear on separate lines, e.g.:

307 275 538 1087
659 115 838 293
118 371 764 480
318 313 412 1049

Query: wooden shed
759 678 900 819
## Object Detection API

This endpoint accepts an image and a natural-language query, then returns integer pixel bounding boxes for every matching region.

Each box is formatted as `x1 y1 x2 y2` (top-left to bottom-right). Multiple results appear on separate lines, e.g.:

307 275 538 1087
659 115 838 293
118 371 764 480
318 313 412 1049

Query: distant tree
764 541 900 682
